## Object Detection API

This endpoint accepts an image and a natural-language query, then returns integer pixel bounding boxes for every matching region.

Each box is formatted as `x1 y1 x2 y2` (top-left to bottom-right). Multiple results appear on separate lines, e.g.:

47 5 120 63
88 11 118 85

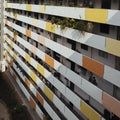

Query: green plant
60 18 68 30
13 31 18 36
74 20 87 34
13 12 17 19
51 17 58 24
68 18 76 28
7 9 11 13
51 17 87 33
19 0 22 4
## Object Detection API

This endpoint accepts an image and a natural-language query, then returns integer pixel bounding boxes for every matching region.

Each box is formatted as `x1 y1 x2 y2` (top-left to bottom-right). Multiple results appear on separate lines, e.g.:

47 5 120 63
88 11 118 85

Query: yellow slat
44 85 54 102
85 8 107 23
80 101 101 120
106 38 120 57
30 71 37 83
25 53 31 63
46 22 56 33
37 64 44 76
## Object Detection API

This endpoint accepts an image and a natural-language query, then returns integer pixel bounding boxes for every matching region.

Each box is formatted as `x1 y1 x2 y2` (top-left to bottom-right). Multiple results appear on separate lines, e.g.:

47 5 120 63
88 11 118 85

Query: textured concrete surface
0 100 10 120
3 72 41 120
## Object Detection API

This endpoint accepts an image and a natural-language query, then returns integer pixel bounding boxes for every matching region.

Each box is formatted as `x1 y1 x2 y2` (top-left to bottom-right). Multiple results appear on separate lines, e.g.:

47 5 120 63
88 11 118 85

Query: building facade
0 0 5 72
4 0 120 120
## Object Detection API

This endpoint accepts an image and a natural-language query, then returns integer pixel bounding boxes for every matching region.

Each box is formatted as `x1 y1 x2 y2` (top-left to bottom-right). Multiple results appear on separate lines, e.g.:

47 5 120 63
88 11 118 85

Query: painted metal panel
45 38 71 57
103 92 120 118
37 64 44 76
6 37 25 58
31 18 38 27
10 50 61 120
65 87 81 110
82 78 102 103
31 5 39 13
36 105 43 120
64 106 79 120
83 56 104 77
37 34 46 45
83 33 106 51
13 62 59 120
18 4 26 10
10 41 14 47
53 95 65 114
38 19 46 30
30 97 36 109
44 69 53 79
30 84 36 96
31 32 38 42
69 51 83 66
7 28 83 92
52 110 61 120
53 77 66 96
17 57 30 75
106 38 120 57
46 22 56 33
44 85 54 102
10 55 60 120
56 26 105 51
55 62 67 75
45 54 54 67
18 15 31 26
13 63 24 81
25 53 31 63
14 22 25 34
62 65 82 88
7 3 120 26
18 80 30 100
25 78 30 88
54 94 79 120
30 71 37 83
6 32 84 109
16 76 43 119
26 29 31 37
26 4 32 11
36 78 44 91
30 45 38 55
85 8 107 23
36 92 44 106
7 3 13 8
80 101 101 120
46 6 85 19
39 5 46 13
10 38 82 115
45 39 82 66
44 101 54 119
30 58 37 69
104 65 120 88
108 10 120 26
6 12 107 52
44 100 61 120
37 49 45 61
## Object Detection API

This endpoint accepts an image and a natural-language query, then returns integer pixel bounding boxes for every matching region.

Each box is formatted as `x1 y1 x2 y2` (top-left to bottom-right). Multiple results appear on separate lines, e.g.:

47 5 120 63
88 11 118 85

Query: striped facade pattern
4 1 120 120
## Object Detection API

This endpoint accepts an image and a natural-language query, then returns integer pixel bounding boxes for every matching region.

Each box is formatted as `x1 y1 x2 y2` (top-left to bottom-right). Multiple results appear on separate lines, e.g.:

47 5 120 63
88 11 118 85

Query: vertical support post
0 0 5 72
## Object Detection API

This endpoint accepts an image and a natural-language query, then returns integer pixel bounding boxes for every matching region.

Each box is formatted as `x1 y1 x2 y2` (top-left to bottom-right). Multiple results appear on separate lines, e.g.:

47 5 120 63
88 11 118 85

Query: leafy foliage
51 17 87 33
